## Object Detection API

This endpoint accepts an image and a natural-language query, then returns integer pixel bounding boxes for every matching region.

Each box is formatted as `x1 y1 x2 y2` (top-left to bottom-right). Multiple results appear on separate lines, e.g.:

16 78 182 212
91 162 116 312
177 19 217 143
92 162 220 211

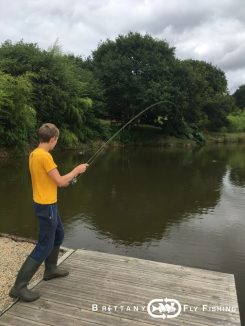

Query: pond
0 144 245 323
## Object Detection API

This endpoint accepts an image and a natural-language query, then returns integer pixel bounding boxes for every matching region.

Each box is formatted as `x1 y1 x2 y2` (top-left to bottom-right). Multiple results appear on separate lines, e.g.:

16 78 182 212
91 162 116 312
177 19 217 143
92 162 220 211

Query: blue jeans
30 203 64 263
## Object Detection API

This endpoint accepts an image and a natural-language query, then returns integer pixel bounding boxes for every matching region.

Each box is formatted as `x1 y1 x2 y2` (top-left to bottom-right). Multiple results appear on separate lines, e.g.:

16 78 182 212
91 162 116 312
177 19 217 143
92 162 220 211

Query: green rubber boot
9 256 41 302
43 246 69 281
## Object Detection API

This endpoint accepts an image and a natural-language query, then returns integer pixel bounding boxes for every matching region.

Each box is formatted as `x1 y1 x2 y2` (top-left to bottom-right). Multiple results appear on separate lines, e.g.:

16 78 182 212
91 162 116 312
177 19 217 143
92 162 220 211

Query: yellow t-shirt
29 148 58 204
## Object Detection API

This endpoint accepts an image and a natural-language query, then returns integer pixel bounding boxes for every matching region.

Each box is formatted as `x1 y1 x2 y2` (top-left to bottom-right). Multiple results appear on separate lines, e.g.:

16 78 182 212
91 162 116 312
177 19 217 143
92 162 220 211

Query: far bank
1 130 245 159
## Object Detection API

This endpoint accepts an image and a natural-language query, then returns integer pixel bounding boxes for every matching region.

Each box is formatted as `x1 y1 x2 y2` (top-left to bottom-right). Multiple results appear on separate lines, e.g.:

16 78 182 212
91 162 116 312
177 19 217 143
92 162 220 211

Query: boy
9 123 88 302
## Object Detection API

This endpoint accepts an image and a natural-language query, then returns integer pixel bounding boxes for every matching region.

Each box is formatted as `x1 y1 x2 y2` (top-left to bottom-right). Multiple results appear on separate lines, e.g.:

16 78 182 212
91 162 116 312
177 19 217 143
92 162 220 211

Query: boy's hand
69 164 89 186
74 163 89 175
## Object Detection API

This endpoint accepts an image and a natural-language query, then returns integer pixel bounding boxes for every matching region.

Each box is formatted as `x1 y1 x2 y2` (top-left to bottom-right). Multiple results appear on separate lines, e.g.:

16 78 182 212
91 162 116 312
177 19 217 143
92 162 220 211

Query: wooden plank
8 297 238 326
36 279 238 312
66 250 235 286
6 302 162 326
64 256 229 281
0 314 47 326
71 249 230 277
32 281 239 325
6 305 99 326
0 249 240 326
66 266 235 291
35 269 237 305
18 286 240 325
57 248 75 266
60 262 236 295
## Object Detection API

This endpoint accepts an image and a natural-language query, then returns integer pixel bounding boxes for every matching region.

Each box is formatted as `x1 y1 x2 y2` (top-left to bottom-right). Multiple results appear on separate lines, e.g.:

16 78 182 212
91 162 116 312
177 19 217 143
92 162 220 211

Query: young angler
9 123 88 302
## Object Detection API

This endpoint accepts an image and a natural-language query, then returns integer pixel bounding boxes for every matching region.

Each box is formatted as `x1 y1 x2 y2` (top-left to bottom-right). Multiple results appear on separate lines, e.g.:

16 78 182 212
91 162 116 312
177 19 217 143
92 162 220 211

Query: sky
0 0 244 93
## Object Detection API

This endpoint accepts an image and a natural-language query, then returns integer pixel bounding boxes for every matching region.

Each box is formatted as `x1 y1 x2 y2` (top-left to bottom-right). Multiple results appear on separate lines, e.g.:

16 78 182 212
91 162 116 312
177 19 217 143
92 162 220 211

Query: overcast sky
0 0 244 93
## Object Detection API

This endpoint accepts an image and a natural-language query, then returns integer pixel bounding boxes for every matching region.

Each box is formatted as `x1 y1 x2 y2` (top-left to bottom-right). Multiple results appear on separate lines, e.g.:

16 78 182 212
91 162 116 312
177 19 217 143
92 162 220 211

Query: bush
59 128 79 148
0 73 36 148
227 111 245 132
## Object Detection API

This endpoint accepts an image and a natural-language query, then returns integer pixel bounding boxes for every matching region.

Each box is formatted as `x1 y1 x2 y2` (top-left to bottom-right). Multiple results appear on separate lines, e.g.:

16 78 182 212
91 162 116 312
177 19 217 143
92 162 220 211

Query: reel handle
70 177 78 186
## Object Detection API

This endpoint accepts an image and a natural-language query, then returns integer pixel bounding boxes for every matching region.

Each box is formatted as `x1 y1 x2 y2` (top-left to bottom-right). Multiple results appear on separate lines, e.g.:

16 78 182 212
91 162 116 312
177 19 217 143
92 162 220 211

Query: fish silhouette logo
147 298 182 319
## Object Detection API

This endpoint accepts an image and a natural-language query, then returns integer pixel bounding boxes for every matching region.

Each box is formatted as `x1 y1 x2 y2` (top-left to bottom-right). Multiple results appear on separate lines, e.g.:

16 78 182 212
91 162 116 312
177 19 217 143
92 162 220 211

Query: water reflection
230 167 245 188
63 147 226 245
1 145 245 323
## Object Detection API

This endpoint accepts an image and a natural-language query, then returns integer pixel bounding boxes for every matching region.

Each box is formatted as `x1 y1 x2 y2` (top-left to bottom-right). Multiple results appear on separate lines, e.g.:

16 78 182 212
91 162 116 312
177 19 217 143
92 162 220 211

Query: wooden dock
0 249 241 325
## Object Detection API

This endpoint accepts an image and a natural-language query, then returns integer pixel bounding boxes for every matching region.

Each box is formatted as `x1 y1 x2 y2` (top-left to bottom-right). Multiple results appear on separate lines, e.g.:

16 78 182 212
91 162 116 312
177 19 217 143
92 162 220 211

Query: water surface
0 144 245 323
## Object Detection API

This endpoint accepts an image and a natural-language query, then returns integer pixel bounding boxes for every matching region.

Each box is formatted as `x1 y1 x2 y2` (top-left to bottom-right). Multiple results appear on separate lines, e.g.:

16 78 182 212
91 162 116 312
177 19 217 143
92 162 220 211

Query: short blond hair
38 123 59 143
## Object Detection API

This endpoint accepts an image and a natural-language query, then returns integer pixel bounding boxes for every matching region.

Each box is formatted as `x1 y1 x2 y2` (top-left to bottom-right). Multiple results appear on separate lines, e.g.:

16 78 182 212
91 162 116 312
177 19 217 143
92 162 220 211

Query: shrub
227 111 245 132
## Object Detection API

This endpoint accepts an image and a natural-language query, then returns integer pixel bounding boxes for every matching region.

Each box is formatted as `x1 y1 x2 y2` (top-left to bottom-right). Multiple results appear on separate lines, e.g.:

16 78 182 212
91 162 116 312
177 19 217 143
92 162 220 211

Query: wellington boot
43 246 69 281
9 256 41 302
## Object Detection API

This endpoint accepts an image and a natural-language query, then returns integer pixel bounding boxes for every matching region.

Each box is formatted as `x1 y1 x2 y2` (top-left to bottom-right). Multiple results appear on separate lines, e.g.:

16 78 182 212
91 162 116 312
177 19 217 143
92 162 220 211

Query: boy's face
49 136 58 150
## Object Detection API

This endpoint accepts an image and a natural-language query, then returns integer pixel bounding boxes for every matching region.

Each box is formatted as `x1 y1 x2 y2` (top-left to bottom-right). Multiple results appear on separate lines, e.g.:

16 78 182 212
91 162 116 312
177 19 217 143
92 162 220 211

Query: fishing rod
70 100 175 185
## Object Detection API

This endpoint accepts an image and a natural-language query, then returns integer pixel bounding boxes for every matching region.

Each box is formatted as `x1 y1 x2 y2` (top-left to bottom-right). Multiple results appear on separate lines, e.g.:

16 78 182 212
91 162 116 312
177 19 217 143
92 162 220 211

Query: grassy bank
2 129 245 160
205 132 245 144
112 125 245 147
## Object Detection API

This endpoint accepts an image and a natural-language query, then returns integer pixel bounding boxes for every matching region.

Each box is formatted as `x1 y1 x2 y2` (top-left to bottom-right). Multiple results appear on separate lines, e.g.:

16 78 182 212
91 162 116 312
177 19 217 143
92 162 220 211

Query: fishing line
70 100 175 185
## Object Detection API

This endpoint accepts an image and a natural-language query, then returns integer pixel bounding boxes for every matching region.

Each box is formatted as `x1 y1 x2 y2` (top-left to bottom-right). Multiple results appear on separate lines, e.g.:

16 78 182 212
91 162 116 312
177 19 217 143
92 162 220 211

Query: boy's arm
48 164 88 187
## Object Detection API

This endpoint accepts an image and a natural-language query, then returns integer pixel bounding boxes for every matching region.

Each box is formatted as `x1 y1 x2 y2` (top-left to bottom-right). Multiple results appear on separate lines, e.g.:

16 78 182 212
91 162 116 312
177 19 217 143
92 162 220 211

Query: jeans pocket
33 203 50 218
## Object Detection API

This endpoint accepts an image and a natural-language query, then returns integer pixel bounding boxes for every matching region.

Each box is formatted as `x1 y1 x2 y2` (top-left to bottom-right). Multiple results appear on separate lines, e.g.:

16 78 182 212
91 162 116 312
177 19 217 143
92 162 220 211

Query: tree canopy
233 85 245 109
0 72 36 147
0 40 104 148
0 34 240 149
90 33 175 123
89 33 233 138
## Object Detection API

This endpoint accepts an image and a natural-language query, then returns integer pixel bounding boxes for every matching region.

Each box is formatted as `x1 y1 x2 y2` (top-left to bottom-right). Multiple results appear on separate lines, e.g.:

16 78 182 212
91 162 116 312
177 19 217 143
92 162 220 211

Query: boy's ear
50 136 57 142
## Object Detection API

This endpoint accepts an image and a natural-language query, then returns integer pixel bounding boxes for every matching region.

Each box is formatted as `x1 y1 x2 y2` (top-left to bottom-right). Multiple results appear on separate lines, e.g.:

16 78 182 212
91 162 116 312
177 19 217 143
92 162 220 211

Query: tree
0 40 43 76
203 94 235 131
31 49 103 144
233 85 245 109
67 54 106 118
90 32 232 137
0 37 235 148
90 32 175 124
160 60 207 136
183 60 228 96
0 40 103 147
0 72 36 148
180 60 231 131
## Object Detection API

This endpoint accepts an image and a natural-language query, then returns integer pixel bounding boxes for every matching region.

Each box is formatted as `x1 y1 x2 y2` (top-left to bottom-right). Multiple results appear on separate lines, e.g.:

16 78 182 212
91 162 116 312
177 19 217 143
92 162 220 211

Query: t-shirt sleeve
42 153 57 173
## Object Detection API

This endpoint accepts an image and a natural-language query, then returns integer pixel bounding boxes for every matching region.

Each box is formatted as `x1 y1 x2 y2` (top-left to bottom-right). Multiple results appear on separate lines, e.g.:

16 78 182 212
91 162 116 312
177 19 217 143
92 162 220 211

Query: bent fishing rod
70 100 175 185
